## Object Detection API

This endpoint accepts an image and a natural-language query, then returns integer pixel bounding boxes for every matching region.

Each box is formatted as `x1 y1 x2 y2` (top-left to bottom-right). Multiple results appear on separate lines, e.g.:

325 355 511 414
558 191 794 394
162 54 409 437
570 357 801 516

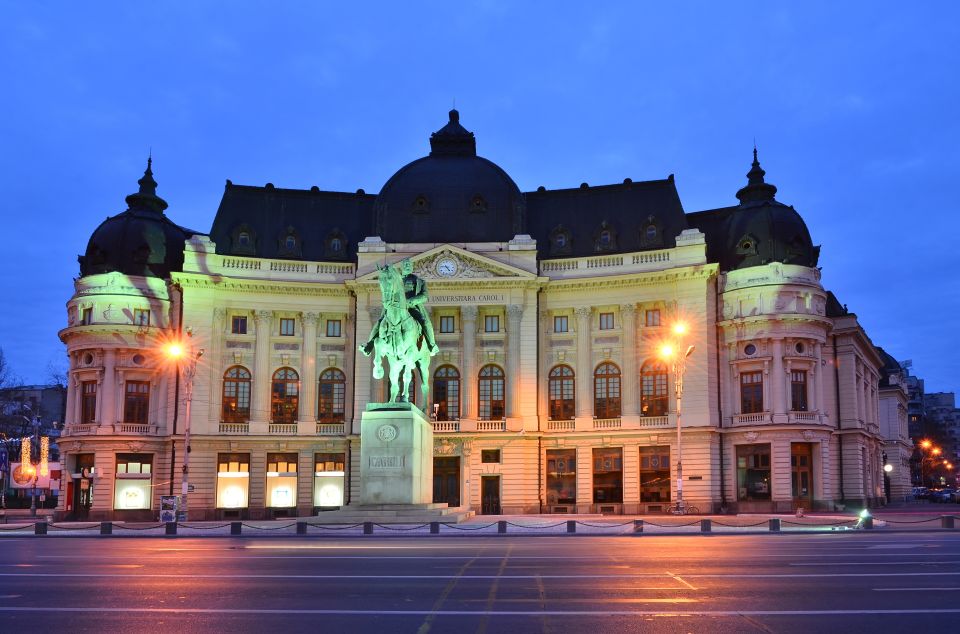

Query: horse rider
362 259 440 356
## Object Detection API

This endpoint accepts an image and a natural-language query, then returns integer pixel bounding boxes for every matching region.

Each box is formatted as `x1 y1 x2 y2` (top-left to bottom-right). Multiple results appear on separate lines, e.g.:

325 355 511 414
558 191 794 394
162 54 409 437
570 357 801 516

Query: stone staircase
310 503 473 524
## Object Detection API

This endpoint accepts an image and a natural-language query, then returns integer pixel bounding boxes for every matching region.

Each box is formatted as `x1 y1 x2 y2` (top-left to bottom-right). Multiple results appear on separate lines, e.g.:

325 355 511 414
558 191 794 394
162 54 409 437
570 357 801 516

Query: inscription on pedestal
368 455 405 469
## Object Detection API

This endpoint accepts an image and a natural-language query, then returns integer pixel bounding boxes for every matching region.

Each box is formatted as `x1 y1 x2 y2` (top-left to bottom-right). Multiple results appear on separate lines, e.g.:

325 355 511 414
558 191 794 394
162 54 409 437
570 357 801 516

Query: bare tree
0 347 14 390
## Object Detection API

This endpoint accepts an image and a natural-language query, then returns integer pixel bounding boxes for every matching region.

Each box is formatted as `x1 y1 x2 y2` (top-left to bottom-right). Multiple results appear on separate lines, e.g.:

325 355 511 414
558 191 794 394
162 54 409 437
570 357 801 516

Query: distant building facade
57 111 891 520
876 348 912 501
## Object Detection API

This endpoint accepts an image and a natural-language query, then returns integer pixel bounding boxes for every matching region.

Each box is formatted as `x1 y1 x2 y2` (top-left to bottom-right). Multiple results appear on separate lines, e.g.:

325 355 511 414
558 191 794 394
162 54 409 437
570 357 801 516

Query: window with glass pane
740 371 764 413
222 366 251 422
279 318 295 336
639 446 671 502
553 315 568 333
599 312 614 330
791 370 808 411
737 444 771 500
314 453 345 507
81 307 93 325
266 452 298 508
592 447 623 503
481 450 501 463
326 319 341 337
134 309 150 326
645 309 661 327
484 315 500 333
593 363 621 418
640 361 668 416
433 365 460 421
80 381 97 424
318 368 345 422
478 364 505 420
123 381 150 424
114 453 153 510
271 367 299 423
439 315 455 333
548 365 575 420
216 453 250 509
231 315 247 334
546 449 576 505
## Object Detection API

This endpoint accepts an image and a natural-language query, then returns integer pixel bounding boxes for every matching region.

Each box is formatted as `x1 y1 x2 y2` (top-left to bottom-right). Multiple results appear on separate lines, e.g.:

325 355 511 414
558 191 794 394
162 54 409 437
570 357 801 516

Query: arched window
640 360 668 416
433 365 460 421
271 367 299 424
548 365 575 420
478 364 505 421
593 362 621 418
318 368 345 423
222 366 251 422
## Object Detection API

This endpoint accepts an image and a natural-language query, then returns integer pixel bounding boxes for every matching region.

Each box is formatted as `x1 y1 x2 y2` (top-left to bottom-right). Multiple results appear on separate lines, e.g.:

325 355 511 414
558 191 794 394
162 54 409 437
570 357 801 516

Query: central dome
374 110 526 243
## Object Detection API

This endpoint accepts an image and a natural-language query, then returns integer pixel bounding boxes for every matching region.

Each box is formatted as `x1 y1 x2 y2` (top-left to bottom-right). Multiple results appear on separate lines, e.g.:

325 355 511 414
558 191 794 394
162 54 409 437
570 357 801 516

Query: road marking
874 587 960 591
791 561 960 566
416 552 478 634
3 571 960 579
666 571 698 590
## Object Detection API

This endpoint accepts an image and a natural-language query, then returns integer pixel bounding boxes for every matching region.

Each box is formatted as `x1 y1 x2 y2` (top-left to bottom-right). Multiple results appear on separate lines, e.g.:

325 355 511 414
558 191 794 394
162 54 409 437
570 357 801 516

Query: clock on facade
435 257 458 277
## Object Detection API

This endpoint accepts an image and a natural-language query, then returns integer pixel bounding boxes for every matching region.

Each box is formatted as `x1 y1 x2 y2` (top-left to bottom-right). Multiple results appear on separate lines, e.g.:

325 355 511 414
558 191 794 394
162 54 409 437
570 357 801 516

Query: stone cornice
172 273 351 297
544 264 718 293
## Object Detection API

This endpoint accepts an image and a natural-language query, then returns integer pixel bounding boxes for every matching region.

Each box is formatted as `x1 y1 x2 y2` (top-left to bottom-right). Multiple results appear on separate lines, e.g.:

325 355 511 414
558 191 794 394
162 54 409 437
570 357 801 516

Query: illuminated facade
57 111 893 520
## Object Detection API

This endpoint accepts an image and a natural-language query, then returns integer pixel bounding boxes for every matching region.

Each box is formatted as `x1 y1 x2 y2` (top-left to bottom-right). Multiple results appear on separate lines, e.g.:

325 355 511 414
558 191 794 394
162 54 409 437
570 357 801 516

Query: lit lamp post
18 415 50 517
164 332 204 521
918 441 942 488
659 322 695 514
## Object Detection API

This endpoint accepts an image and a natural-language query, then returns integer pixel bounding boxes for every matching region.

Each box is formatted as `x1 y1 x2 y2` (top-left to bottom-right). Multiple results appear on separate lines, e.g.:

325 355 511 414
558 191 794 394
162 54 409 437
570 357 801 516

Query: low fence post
363 521 374 535
430 522 440 534
497 520 507 534
700 519 712 533
863 516 874 530
566 520 576 534
769 518 781 532
633 519 644 534
34 521 48 536
942 516 955 529
100 521 113 535
230 521 242 536
165 522 177 536
296 521 307 535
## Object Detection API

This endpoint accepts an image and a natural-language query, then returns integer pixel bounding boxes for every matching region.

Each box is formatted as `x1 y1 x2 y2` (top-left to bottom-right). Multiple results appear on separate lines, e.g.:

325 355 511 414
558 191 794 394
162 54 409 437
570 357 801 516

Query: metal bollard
164 522 177 536
100 521 113 535
296 521 307 535
769 518 781 532
700 519 712 533
430 522 440 534
567 520 576 534
942 516 956 529
363 521 373 535
230 521 242 536
633 519 644 534
34 521 48 535
863 517 874 530
498 520 507 534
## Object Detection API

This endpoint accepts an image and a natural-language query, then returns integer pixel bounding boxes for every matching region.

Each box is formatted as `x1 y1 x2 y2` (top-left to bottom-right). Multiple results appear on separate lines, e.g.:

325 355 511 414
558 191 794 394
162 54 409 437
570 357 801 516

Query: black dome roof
718 150 820 271
79 159 195 279
374 110 526 243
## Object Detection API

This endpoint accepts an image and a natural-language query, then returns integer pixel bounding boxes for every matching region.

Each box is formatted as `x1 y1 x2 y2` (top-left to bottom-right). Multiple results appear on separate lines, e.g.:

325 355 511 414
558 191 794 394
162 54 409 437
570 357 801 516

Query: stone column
537 310 550 421
575 307 592 419
814 341 824 415
506 304 524 418
367 305 383 404
208 308 226 425
100 349 117 426
251 310 273 428
620 304 638 416
771 338 786 422
343 313 355 427
299 312 319 426
67 369 79 426
461 306 478 420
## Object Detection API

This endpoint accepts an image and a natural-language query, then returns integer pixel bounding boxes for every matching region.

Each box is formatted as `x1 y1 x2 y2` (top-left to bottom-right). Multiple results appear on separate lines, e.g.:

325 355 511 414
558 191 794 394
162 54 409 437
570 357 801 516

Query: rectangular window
645 309 661 327
216 453 250 509
325 319 342 337
133 309 150 326
740 371 764 414
484 315 500 333
439 315 455 333
791 370 808 412
113 453 153 510
314 453 345 507
279 318 295 336
553 315 568 333
80 381 97 424
481 449 501 464
599 312 614 330
123 381 150 425
546 449 577 505
81 307 93 325
639 446 671 503
592 447 623 503
737 444 771 501
266 452 298 508
231 315 247 335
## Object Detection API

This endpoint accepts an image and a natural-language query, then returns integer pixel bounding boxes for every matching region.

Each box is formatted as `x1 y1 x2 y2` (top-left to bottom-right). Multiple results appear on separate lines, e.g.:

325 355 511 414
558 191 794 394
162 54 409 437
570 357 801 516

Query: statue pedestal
359 403 433 505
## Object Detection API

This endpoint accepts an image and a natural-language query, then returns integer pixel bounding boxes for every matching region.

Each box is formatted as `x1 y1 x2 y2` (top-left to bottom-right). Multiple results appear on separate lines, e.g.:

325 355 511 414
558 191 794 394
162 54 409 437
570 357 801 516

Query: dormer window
548 225 572 256
284 235 296 250
470 195 487 213
278 226 301 258
231 224 257 256
599 231 611 246
238 232 250 247
736 233 759 256
412 195 430 213
640 216 662 248
593 221 618 253
330 238 342 252
324 229 348 260
556 233 566 248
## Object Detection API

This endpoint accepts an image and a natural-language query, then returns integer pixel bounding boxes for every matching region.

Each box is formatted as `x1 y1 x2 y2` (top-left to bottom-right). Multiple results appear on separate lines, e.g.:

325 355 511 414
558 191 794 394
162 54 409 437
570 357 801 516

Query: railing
477 420 506 432
222 258 261 270
316 423 345 435
269 423 298 435
269 261 308 273
632 251 670 264
65 424 98 435
546 419 575 431
732 412 771 425
117 423 152 434
317 263 353 275
638 415 670 428
593 418 621 430
541 259 579 272
789 411 820 422
218 256 353 277
586 255 623 269
432 420 460 432
219 422 249 434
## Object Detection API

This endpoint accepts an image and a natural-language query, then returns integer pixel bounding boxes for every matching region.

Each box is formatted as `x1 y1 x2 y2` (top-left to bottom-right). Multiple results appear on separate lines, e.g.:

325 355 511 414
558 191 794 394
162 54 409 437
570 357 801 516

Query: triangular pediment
355 244 536 282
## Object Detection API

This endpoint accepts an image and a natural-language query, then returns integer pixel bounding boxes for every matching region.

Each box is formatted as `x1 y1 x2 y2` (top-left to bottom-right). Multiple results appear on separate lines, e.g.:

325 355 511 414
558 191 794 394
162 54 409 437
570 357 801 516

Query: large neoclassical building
56 110 902 520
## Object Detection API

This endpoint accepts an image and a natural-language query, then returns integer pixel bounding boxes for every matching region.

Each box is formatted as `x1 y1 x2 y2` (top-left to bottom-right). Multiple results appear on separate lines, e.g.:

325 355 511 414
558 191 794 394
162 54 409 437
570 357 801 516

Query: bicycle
667 501 700 515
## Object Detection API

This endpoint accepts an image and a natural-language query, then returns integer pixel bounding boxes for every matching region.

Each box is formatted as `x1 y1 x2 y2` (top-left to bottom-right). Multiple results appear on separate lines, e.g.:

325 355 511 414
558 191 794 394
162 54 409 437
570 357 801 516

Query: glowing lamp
659 344 675 359
883 463 893 473
920 440 932 449
166 343 185 359
672 323 687 336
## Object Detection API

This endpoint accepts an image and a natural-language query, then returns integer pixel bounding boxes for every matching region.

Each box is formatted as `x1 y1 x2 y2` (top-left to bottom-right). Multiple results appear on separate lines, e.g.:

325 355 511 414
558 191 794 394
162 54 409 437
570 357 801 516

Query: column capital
255 310 272 325
213 308 227 324
366 305 382 322
574 307 592 321
507 304 524 320
301 311 319 326
461 306 478 321
619 303 637 316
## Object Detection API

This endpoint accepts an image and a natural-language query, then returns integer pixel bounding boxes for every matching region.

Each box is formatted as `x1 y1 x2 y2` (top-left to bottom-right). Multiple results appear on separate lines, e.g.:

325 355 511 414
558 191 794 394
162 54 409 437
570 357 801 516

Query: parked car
930 488 956 503
913 487 930 500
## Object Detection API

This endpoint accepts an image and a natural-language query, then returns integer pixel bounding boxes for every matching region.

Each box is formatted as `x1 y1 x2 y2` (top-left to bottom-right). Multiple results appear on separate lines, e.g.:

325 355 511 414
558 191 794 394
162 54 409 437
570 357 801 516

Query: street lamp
659 322 695 514
164 331 203 520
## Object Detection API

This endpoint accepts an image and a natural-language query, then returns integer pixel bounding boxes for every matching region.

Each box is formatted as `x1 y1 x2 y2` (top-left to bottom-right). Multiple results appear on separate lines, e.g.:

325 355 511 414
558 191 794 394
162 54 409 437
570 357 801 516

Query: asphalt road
1 533 958 633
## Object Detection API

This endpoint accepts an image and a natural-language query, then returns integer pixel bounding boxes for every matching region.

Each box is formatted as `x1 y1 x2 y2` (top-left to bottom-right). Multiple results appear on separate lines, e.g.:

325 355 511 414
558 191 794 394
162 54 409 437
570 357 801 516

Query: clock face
436 257 458 277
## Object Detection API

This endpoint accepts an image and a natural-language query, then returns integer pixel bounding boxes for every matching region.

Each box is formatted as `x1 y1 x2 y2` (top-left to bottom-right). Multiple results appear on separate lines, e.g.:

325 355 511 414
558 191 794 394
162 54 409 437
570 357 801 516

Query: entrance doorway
433 457 460 507
481 476 501 515
791 443 814 507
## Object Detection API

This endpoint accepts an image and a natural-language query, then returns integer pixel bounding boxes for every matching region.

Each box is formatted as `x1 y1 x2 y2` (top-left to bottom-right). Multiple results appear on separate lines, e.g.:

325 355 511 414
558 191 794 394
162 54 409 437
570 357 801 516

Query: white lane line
791 561 960 566
665 571 698 590
1 606 960 616
2 572 960 579
874 587 960 591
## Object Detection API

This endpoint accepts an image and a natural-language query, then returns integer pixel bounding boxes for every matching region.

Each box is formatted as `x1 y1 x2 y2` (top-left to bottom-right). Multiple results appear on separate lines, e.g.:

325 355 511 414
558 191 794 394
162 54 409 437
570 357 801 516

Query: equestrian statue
360 259 439 405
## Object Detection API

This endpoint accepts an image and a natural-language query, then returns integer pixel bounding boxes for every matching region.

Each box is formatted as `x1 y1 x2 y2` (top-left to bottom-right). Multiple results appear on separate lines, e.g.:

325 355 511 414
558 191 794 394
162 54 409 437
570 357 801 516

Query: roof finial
736 144 777 204
125 153 168 213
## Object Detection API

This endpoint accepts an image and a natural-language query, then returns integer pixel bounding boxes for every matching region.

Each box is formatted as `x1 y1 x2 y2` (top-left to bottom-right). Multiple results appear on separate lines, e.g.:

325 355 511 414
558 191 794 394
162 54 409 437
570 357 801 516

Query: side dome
374 110 526 243
79 159 195 279
719 150 820 271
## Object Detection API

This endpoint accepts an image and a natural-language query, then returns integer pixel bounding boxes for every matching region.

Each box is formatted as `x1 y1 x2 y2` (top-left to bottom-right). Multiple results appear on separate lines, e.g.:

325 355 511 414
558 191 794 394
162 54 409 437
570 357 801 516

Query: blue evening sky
1 3 957 394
